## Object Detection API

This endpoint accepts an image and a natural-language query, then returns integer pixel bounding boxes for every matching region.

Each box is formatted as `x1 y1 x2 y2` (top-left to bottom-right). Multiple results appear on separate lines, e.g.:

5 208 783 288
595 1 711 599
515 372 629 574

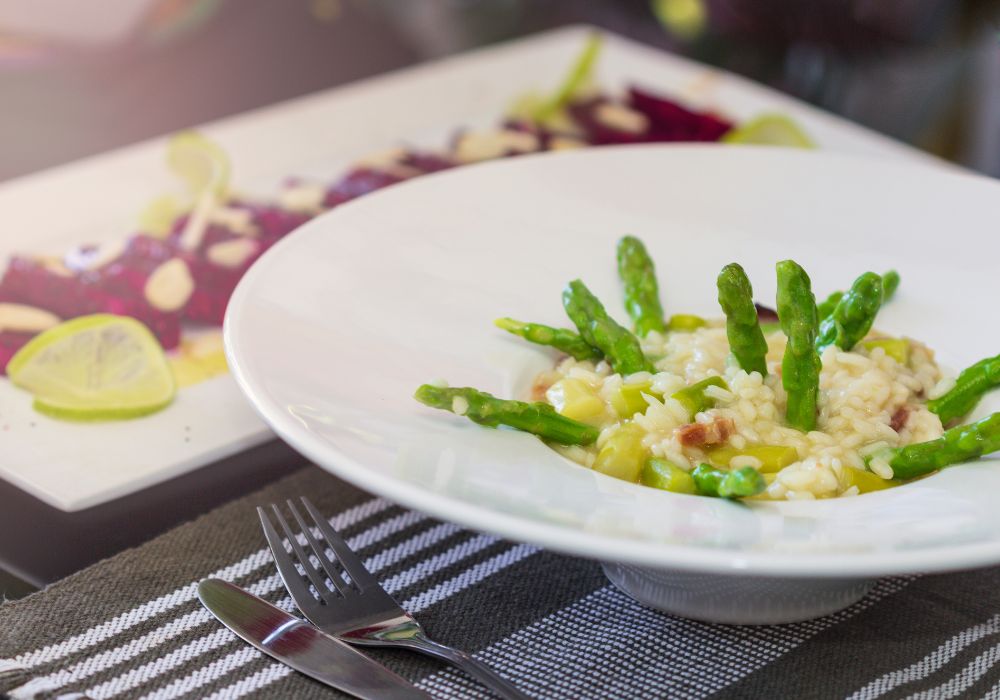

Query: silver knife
198 579 430 700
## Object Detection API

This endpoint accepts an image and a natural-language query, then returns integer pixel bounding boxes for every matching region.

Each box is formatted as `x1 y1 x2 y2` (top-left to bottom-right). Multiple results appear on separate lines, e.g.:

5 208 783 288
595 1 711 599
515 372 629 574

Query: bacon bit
530 375 555 402
890 406 910 433
754 303 779 324
677 417 735 447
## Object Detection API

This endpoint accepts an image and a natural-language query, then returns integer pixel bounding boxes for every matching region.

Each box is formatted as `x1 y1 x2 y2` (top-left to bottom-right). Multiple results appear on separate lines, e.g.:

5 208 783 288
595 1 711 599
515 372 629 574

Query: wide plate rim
226 143 1000 577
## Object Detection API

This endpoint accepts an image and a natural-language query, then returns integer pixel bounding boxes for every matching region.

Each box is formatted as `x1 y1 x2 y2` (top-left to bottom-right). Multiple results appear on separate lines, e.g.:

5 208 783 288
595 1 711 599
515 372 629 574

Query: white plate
0 26 938 511
227 145 1000 586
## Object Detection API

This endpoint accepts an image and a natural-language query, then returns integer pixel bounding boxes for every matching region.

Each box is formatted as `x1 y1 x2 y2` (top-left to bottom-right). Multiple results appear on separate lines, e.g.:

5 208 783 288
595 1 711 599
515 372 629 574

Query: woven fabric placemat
3 464 1000 699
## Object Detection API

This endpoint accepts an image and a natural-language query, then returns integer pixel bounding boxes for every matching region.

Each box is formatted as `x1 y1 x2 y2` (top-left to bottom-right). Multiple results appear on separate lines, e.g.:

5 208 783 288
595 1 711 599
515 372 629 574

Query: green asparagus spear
815 291 843 322
414 384 599 445
692 463 766 499
817 270 899 321
776 260 822 432
717 263 769 376
562 279 654 376
670 376 729 417
494 318 601 361
866 412 1000 480
616 236 666 337
928 353 1000 425
707 444 799 473
641 458 697 494
666 314 706 331
815 271 884 353
882 270 900 301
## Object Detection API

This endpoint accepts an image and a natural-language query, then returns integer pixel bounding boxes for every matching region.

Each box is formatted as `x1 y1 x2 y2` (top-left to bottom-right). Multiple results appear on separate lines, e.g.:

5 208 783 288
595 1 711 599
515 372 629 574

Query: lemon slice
137 194 182 238
722 114 816 148
8 314 176 421
138 131 229 236
166 130 230 198
519 33 602 123
167 130 231 250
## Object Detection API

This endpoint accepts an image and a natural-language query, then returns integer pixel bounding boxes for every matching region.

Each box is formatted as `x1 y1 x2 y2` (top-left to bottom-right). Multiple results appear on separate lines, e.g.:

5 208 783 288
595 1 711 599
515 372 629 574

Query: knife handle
397 634 531 700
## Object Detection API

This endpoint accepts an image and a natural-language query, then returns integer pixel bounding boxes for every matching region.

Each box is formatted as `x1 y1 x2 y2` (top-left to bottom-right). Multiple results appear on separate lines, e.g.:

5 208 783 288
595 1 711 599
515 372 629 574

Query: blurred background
1 0 999 181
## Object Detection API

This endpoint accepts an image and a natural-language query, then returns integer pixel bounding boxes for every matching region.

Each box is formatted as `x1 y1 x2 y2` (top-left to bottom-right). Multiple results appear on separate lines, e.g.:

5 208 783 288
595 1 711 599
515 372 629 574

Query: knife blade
198 578 429 700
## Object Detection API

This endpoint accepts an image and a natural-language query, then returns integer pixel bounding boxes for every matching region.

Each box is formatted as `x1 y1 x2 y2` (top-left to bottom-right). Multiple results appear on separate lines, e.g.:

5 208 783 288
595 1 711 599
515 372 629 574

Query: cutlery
197 578 429 700
259 497 531 700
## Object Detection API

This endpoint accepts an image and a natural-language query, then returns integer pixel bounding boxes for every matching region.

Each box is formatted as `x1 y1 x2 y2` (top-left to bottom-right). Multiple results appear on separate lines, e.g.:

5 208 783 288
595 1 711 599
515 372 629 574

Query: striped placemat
2 464 1000 699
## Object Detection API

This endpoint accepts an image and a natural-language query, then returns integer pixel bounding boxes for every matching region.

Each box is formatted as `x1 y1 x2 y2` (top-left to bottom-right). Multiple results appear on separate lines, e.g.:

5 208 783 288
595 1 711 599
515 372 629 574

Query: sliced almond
454 130 540 163
64 239 127 272
353 147 408 170
38 256 75 278
206 238 259 269
209 207 258 236
0 303 60 334
278 183 327 213
144 258 194 312
593 103 649 134
548 136 587 151
350 147 423 179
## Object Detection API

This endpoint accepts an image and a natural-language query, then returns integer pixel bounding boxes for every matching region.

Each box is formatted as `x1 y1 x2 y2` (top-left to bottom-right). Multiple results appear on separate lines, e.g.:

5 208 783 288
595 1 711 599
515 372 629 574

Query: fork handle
398 635 532 700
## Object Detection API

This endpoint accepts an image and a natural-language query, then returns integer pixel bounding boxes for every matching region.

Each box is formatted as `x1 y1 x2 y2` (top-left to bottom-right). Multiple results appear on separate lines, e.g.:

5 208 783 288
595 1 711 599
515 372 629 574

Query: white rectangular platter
0 25 940 511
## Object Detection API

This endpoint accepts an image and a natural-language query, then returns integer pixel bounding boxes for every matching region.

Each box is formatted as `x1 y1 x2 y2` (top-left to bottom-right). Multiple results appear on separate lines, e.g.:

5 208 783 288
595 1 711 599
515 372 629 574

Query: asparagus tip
731 466 767 497
414 384 443 407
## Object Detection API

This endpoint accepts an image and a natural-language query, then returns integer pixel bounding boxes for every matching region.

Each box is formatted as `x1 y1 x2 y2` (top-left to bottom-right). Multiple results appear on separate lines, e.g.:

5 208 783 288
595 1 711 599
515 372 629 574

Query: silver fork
258 497 531 700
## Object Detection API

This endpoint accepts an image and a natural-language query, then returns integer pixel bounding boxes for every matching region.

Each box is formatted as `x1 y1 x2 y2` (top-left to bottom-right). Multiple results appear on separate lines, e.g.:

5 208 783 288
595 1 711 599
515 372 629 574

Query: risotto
539 322 944 500
415 236 1000 502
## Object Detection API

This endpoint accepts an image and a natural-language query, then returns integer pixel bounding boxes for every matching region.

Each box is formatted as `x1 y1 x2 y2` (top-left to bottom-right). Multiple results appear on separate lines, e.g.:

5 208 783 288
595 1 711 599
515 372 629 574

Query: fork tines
258 497 377 608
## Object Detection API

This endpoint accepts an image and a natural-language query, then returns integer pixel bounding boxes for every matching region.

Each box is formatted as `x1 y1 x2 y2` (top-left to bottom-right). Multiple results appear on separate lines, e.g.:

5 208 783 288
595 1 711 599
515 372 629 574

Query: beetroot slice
1 241 185 350
247 205 312 244
401 152 455 174
182 250 265 326
754 303 780 324
180 235 270 326
0 331 35 375
627 87 733 142
0 257 98 320
0 291 45 375
86 236 186 349
164 203 305 326
182 266 242 325
568 98 651 145
324 168 405 208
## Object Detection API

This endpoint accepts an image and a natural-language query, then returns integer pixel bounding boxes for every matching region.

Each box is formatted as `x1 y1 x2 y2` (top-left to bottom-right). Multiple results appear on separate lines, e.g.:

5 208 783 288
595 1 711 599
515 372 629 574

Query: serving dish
227 145 1000 623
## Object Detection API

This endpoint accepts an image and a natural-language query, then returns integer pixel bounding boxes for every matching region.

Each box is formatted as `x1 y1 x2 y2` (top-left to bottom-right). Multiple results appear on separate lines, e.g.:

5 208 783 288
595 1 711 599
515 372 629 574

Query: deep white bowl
226 145 1000 623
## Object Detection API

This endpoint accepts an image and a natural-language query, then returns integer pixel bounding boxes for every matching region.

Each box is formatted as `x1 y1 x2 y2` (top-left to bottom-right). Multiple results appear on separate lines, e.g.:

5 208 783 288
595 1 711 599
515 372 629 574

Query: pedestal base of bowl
601 562 874 625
